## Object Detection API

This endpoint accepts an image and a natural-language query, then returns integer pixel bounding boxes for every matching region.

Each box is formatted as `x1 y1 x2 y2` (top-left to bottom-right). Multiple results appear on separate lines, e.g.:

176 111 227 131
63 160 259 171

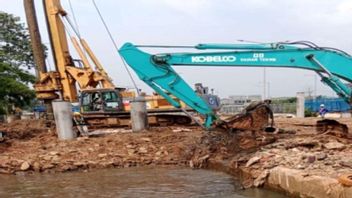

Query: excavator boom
119 42 352 128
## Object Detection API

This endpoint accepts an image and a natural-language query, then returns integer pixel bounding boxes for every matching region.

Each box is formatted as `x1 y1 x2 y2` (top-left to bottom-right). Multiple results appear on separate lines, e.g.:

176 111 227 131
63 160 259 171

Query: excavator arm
119 42 352 128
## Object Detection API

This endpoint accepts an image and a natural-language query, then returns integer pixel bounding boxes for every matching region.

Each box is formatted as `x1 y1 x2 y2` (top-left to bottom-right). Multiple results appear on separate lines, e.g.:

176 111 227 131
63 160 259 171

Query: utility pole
314 74 317 100
307 87 313 99
263 68 267 100
305 74 318 100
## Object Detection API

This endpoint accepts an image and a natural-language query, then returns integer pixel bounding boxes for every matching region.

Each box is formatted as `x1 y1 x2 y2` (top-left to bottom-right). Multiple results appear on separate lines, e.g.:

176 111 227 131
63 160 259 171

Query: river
0 167 288 197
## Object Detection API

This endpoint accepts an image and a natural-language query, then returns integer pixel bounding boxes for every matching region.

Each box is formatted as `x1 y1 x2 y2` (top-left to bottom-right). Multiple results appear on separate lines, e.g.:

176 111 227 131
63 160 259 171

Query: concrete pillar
34 112 40 119
52 100 76 140
130 96 148 132
6 115 16 123
20 114 31 120
296 92 305 118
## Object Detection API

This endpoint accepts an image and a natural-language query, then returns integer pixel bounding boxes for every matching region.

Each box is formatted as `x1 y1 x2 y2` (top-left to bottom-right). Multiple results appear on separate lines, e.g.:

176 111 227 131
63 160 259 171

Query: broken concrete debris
20 161 30 171
0 117 351 198
246 156 261 167
323 142 346 150
253 170 269 187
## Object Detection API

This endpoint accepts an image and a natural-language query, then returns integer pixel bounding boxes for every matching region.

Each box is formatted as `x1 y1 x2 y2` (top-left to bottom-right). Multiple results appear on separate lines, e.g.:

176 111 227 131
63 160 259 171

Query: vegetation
0 12 36 114
271 97 297 104
270 97 297 114
304 108 316 117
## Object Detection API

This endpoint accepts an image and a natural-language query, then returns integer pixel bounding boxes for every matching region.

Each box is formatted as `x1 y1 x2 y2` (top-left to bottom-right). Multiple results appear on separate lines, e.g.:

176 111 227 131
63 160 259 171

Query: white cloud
140 0 212 15
331 0 352 25
337 0 352 13
234 0 272 8
2 0 348 97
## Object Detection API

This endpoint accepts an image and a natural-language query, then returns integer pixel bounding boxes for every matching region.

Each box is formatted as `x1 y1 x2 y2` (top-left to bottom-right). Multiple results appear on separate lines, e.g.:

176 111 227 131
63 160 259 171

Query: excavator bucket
218 101 275 132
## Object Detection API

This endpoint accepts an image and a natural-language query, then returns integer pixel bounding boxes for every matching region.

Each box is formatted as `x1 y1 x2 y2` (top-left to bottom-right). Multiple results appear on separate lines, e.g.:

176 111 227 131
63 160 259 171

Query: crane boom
119 42 352 128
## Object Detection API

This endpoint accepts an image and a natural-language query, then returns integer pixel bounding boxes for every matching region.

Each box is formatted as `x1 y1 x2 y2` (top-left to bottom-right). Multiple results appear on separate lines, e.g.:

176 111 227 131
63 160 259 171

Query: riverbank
0 118 351 197
0 166 287 197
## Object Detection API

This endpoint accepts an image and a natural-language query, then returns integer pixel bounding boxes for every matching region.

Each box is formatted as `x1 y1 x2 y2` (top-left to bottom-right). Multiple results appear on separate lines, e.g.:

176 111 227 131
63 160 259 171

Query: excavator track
80 110 193 129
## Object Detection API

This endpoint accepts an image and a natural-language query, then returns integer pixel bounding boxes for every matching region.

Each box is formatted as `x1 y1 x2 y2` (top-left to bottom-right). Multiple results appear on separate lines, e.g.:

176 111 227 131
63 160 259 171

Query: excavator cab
80 88 124 113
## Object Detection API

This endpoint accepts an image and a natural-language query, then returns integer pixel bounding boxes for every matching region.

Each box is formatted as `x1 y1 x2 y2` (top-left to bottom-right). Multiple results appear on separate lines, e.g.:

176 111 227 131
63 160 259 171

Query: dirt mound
222 105 271 131
316 119 349 138
0 119 53 140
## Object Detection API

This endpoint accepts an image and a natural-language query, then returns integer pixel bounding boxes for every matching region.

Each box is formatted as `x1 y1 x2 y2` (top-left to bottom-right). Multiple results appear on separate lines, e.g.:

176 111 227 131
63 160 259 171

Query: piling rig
25 0 198 128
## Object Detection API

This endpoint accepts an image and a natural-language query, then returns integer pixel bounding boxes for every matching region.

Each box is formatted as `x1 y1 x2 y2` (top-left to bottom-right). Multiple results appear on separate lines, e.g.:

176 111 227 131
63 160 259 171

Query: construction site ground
0 117 352 197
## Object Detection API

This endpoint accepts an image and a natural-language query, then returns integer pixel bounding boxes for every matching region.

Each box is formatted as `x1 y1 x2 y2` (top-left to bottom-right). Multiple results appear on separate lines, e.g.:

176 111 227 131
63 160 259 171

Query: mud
0 118 351 197
221 105 271 130
0 119 54 140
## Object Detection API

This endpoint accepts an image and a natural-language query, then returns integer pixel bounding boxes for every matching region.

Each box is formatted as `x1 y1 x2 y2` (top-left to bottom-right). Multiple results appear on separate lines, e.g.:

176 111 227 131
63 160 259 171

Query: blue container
305 98 350 112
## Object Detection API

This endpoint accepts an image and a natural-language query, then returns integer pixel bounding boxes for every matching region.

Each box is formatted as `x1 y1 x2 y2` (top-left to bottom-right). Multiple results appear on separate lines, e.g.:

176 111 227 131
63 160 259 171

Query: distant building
220 95 262 114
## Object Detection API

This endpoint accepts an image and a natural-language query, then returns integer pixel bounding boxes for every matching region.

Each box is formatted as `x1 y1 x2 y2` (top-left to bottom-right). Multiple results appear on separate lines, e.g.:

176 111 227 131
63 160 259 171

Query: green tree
0 12 36 114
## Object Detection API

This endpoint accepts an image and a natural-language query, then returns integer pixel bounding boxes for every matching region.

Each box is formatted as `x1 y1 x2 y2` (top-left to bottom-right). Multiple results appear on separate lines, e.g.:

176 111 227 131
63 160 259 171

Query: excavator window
102 91 121 111
80 92 103 112
92 92 103 111
81 92 92 112
80 90 123 113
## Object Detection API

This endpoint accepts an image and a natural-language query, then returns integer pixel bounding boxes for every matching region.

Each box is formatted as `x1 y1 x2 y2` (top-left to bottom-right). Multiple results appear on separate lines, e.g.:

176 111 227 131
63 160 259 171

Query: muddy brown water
0 167 288 198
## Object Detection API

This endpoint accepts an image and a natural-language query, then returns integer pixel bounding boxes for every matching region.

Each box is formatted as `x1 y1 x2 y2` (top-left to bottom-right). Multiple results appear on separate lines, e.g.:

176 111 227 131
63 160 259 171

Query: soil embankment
0 118 351 197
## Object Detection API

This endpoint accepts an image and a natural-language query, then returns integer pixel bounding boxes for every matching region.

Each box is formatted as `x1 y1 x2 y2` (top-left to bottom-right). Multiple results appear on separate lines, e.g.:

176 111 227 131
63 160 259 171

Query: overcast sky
2 0 352 98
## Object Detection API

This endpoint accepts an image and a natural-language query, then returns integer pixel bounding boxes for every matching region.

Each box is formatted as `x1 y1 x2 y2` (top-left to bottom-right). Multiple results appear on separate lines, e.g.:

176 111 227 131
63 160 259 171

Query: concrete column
296 92 305 118
52 100 76 140
6 115 18 123
130 96 148 132
34 112 40 119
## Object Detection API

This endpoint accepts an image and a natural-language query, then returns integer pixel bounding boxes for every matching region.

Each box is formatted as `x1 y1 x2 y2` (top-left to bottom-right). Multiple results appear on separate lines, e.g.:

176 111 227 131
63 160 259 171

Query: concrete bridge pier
52 100 76 140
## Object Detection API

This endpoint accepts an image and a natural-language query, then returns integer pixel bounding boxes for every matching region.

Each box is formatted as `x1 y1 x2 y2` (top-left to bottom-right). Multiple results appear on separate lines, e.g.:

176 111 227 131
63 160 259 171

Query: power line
67 0 81 38
91 0 140 95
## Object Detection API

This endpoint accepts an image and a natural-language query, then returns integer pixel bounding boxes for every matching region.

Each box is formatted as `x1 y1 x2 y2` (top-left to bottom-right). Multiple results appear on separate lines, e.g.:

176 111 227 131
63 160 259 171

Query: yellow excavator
24 0 193 128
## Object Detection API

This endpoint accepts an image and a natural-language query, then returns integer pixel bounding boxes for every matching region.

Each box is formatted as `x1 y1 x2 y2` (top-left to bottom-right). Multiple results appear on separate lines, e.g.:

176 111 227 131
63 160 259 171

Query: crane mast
43 0 77 101
25 0 115 102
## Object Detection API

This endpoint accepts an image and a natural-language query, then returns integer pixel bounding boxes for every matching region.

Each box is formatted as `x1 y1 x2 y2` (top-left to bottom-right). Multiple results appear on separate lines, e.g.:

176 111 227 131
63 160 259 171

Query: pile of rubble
0 125 198 173
0 119 53 140
228 118 352 190
0 118 351 195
